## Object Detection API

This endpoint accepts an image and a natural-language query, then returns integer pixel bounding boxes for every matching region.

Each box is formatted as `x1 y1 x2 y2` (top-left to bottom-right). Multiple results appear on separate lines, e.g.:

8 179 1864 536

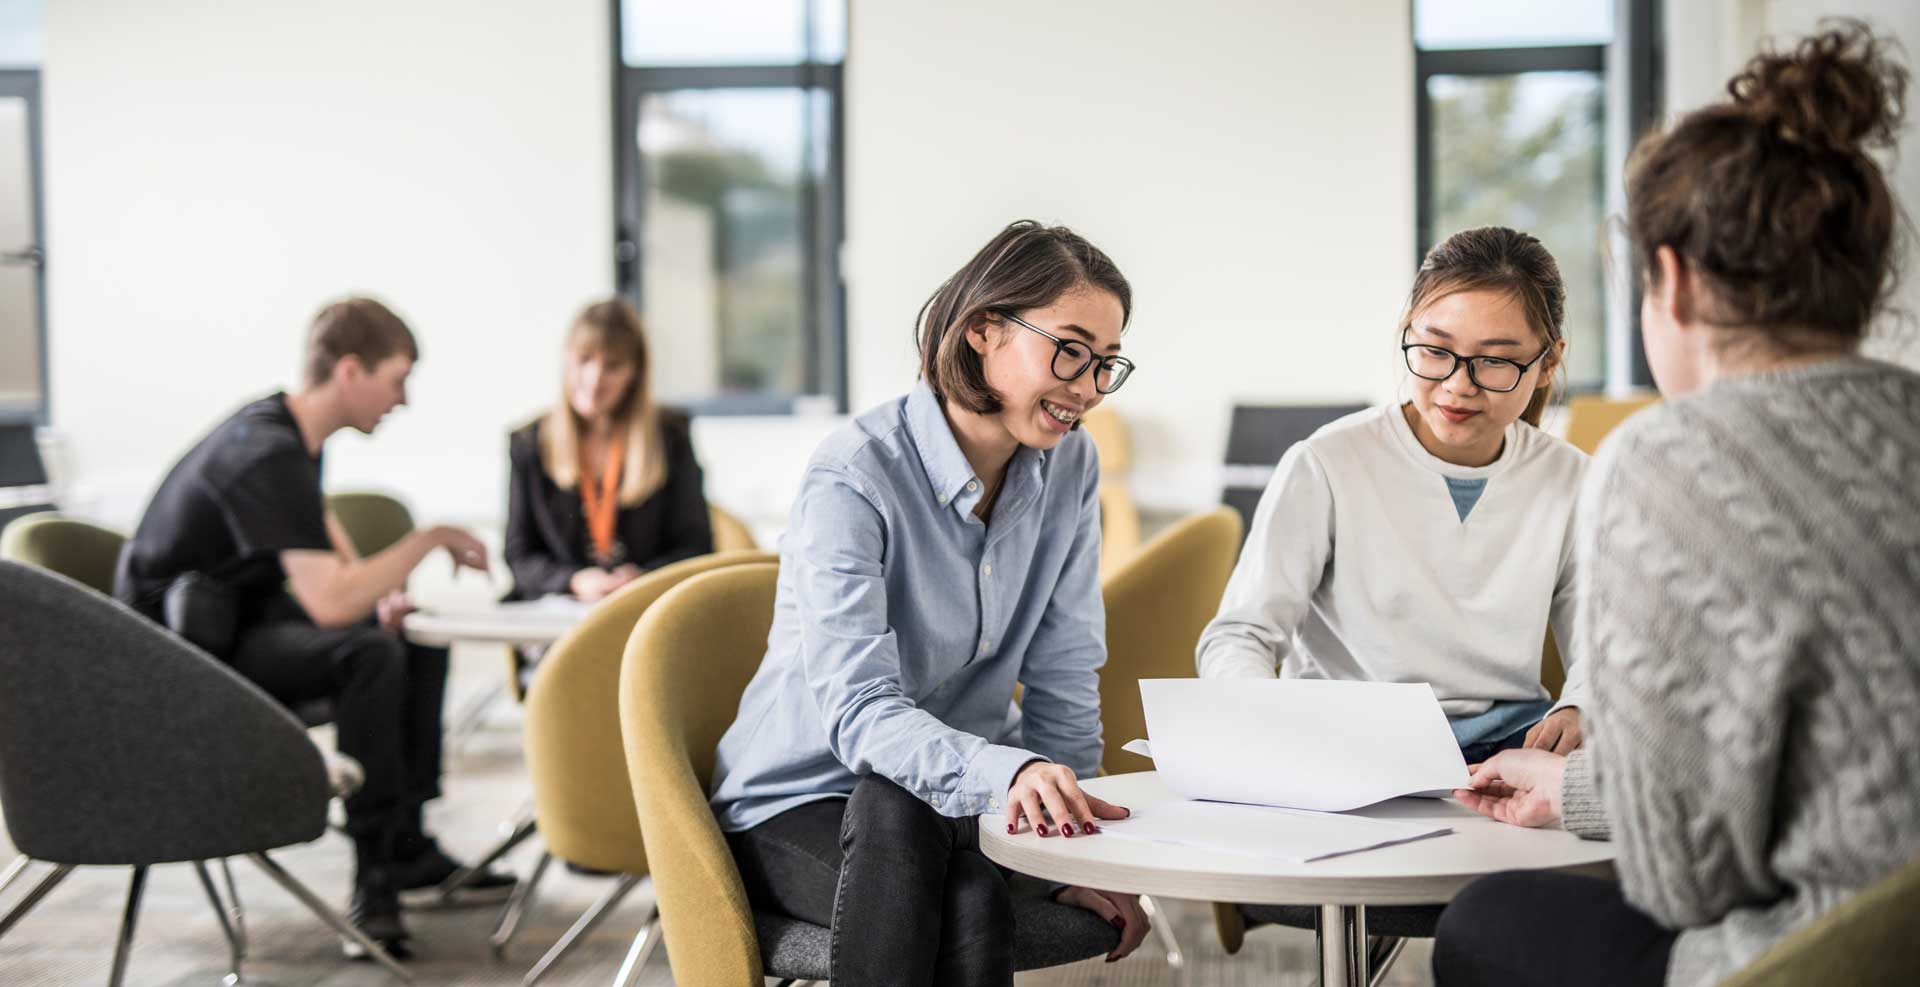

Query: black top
115 393 332 620
504 409 713 599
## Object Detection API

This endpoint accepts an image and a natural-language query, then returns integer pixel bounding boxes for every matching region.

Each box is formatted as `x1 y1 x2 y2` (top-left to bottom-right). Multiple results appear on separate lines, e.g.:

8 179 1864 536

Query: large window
1414 0 1660 391
0 0 45 423
614 0 846 414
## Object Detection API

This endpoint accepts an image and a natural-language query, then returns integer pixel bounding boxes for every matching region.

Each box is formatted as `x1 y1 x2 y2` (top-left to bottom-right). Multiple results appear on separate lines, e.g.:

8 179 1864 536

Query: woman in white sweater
1197 226 1589 763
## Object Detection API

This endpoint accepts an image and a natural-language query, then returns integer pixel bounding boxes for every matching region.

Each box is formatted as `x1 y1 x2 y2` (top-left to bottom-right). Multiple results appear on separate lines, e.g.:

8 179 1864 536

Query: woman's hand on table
1055 886 1150 962
1523 707 1584 754
1005 761 1130 837
1455 748 1566 828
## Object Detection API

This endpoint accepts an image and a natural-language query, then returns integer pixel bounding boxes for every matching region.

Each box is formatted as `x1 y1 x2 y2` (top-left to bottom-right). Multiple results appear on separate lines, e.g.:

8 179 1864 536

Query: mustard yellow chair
0 513 126 595
1718 852 1920 986
324 491 414 557
1080 407 1143 575
1563 393 1659 456
1098 506 1243 778
708 503 758 553
616 563 1122 986
491 550 775 984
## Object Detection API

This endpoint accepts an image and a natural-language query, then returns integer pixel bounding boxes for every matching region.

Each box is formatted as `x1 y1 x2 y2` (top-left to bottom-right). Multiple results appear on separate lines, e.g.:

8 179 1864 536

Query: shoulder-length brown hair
915 220 1132 414
539 299 666 507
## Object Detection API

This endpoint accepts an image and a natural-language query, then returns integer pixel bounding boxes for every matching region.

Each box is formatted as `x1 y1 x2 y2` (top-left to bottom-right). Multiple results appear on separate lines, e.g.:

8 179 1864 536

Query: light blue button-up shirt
710 380 1107 832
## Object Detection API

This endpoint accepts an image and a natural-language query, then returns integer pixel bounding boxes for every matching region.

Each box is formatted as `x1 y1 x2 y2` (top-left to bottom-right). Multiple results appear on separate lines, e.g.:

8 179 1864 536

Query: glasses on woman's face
999 311 1136 395
1401 329 1551 393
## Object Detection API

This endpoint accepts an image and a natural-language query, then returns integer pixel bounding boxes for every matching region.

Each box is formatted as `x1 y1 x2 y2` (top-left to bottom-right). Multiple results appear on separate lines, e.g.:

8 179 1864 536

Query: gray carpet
0 646 1435 986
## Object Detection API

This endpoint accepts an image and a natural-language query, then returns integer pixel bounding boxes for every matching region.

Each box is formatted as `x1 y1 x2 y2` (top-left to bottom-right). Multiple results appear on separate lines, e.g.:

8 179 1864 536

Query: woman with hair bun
1434 20 1920 987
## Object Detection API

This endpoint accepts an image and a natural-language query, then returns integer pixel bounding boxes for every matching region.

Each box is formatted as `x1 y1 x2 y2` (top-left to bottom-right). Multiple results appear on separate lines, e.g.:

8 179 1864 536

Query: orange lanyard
578 432 626 565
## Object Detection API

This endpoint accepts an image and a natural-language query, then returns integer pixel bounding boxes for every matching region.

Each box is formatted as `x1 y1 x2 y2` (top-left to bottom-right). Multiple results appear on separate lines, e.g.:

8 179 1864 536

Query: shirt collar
904 379 1048 514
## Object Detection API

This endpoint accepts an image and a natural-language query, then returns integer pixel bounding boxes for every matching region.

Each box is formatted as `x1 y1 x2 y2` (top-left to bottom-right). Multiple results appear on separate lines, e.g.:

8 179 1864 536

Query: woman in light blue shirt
709 221 1148 984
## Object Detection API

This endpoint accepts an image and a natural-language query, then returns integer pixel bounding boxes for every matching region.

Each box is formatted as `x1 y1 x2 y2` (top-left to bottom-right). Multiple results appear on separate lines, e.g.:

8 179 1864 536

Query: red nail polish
1063 823 1075 836
1037 824 1049 836
1085 823 1100 834
1007 823 1016 834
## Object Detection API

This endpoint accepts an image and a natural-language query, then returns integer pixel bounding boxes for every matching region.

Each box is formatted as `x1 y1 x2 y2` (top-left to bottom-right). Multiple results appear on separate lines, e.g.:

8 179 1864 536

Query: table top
978 772 1614 906
401 598 591 647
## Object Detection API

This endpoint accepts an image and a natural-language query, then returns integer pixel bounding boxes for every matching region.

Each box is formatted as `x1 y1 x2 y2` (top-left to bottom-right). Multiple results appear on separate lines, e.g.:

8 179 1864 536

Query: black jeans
227 593 448 845
728 776 1016 987
1433 870 1675 987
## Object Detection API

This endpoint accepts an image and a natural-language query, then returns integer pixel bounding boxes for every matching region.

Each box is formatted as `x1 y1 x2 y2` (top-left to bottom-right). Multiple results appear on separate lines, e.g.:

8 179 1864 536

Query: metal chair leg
0 855 31 900
246 852 412 983
219 858 248 959
524 873 643 986
611 912 661 987
108 866 149 987
491 850 553 958
194 861 247 985
441 801 538 901
1139 893 1186 969
0 863 72 940
1366 935 1406 987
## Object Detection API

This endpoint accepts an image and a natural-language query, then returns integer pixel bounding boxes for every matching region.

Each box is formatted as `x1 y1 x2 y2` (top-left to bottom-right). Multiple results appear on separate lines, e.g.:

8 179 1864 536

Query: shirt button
930 795 943 807
967 480 979 492
982 563 992 577
937 493 948 504
990 798 1001 810
980 641 992 653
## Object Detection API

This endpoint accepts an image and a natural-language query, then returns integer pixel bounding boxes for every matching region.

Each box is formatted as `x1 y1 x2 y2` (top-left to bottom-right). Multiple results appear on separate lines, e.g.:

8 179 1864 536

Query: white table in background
978 771 1614 986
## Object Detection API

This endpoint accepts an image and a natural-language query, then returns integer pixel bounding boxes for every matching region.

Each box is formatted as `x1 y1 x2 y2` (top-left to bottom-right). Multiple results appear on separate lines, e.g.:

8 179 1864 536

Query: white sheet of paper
1137 678 1470 812
425 595 591 622
1100 798 1454 864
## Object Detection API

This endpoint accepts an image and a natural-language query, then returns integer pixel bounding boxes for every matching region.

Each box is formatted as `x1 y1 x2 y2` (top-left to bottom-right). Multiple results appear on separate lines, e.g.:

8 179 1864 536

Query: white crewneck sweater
1197 404 1590 716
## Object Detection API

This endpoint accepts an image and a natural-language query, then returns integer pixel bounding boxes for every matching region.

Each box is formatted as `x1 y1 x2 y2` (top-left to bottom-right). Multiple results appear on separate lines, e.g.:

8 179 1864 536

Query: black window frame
607 1 848 415
1412 0 1662 389
0 67 46 425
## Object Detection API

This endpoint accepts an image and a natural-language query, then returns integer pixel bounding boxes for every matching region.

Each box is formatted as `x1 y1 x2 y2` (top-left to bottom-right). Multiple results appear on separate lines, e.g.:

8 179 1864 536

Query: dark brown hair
304 296 419 387
1626 19 1909 340
1399 227 1566 427
915 220 1132 414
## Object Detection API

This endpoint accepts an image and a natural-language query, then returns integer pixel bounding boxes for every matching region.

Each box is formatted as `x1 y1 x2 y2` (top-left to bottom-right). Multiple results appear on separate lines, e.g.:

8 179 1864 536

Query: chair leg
610 910 661 987
0 854 32 900
490 849 553 958
219 859 248 960
523 872 642 986
246 852 413 983
441 801 538 901
1211 900 1246 955
1139 894 1186 969
194 860 247 984
0 862 72 940
1366 935 1406 987
108 866 148 987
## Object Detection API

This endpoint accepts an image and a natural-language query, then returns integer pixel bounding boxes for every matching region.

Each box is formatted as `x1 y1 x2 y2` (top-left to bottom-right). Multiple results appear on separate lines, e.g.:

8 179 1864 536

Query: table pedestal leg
1314 904 1368 987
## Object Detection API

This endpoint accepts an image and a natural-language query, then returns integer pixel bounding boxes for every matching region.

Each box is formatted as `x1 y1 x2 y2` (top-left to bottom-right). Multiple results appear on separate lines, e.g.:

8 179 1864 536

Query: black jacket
504 409 713 599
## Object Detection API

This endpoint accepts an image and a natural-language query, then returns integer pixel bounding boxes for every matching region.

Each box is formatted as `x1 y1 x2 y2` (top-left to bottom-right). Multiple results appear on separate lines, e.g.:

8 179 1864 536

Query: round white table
401 600 590 649
979 771 1614 986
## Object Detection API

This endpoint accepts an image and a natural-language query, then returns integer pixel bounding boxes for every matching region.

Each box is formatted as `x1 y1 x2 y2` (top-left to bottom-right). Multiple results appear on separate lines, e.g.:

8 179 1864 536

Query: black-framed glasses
1400 329 1551 393
999 311 1136 394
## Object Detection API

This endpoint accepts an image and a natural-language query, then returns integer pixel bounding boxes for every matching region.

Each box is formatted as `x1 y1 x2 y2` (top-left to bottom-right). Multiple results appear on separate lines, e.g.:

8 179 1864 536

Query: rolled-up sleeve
792 466 1037 816
1017 453 1105 780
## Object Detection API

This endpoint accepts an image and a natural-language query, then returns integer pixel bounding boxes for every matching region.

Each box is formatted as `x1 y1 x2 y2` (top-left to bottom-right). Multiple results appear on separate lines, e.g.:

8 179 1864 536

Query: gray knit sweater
1558 357 1920 986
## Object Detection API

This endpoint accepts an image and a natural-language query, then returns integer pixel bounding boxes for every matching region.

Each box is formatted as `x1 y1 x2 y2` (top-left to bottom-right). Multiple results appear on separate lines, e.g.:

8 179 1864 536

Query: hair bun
1728 18 1908 154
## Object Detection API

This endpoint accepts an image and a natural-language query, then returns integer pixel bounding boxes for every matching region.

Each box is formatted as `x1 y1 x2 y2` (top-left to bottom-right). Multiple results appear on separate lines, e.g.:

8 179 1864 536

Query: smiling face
1402 288 1559 466
970 287 1126 452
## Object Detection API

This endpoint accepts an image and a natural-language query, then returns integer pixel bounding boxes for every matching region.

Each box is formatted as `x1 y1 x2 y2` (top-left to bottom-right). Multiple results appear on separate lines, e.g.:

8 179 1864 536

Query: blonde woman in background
505 299 713 603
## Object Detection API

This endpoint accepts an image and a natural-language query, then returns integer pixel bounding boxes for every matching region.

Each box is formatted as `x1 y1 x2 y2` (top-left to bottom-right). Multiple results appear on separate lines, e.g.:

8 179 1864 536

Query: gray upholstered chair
0 560 409 984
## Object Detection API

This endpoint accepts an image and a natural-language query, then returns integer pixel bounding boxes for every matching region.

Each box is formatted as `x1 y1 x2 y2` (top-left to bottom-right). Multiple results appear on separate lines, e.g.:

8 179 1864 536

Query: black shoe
390 839 517 907
344 868 412 960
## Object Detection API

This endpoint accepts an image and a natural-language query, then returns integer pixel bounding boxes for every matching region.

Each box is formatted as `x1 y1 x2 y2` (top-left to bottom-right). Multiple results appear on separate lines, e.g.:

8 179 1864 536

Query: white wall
1664 0 1920 368
43 0 614 528
843 0 1417 512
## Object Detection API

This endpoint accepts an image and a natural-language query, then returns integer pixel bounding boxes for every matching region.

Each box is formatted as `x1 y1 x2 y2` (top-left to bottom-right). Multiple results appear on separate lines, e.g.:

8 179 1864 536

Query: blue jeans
1458 723 1532 766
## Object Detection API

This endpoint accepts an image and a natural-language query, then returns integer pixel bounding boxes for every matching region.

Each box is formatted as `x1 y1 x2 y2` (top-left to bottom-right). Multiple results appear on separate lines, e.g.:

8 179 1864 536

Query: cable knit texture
1557 357 1920 986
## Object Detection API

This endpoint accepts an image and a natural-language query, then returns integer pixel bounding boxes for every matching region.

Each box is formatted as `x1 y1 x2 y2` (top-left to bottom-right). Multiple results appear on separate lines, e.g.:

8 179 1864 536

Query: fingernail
1063 823 1075 837
1085 823 1101 834
1110 917 1125 930
1007 823 1016 834
1037 824 1049 836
